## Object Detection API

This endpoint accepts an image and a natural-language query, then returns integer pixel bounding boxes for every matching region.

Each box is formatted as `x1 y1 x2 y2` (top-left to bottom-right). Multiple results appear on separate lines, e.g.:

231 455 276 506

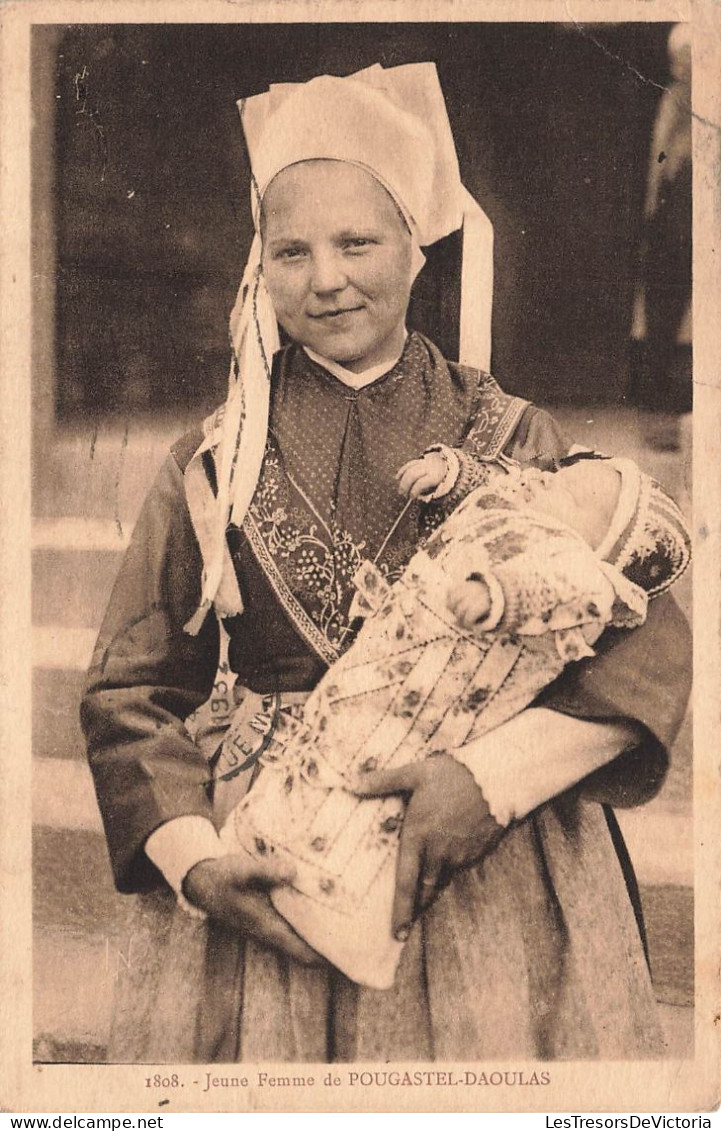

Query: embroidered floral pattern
238 357 532 662
242 439 368 655
461 367 529 460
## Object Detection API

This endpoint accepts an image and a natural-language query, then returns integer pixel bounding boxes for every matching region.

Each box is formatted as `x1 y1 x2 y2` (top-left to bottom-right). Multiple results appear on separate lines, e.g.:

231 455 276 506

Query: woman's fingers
226 855 297 891
352 762 421 797
183 855 295 916
417 850 444 913
390 827 424 941
353 763 434 937
185 857 323 965
226 889 323 966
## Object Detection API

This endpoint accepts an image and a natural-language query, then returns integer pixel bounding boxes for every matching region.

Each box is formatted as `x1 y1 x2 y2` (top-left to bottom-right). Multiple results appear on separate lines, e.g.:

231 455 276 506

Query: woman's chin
301 326 373 369
292 314 405 373
311 335 403 374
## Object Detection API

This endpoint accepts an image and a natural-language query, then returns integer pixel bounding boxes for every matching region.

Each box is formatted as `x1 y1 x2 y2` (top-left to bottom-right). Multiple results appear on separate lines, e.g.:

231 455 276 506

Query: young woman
81 64 691 1062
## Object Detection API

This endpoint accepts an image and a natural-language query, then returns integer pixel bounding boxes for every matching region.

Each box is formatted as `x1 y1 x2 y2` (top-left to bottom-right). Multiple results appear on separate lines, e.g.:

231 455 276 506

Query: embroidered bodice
226 331 529 679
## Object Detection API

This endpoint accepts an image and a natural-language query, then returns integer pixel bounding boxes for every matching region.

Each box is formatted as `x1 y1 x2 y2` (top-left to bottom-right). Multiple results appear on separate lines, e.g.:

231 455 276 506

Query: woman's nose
309 250 348 295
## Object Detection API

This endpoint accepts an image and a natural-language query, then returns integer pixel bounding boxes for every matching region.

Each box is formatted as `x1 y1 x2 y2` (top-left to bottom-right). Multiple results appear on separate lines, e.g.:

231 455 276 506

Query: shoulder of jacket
445 356 502 395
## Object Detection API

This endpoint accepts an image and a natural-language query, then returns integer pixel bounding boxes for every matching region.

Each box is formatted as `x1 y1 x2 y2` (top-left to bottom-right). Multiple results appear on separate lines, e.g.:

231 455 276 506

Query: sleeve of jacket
80 434 221 893
505 405 692 808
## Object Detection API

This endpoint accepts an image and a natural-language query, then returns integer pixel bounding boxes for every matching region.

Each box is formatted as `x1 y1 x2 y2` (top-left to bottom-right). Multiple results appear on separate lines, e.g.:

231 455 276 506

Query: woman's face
261 160 415 372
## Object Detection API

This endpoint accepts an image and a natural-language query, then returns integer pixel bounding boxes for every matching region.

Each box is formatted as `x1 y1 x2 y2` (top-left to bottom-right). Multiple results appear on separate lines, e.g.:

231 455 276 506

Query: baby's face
519 461 621 549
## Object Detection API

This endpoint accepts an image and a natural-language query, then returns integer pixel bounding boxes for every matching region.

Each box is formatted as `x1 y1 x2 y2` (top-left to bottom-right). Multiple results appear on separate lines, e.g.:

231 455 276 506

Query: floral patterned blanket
219 474 648 988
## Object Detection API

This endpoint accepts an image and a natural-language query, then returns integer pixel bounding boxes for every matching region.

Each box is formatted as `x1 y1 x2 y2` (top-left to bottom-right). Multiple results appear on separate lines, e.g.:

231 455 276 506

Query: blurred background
31 22 692 1061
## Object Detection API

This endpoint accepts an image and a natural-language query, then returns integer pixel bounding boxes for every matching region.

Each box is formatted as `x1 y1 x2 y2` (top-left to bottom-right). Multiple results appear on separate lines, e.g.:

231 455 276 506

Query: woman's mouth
309 306 364 321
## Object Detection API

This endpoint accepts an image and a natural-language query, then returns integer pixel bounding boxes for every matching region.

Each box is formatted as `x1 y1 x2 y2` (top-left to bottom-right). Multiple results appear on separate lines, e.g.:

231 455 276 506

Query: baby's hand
447 575 492 631
396 451 448 499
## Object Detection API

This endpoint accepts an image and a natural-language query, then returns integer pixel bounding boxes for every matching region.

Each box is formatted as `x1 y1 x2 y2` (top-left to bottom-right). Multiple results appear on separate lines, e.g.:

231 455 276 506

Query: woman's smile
308 305 365 322
261 161 416 372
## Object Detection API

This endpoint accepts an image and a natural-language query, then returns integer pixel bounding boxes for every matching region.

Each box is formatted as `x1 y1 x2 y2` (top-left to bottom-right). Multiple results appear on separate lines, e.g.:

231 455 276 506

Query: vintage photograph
2 3 715 1111
30 18 695 1067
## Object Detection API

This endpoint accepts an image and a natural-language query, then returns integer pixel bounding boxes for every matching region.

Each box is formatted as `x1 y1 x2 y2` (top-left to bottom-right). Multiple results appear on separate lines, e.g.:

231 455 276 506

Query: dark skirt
108 796 665 1063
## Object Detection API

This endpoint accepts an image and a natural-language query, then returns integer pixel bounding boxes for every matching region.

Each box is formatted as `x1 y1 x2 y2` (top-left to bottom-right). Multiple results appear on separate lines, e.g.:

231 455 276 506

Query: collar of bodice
303 332 408 390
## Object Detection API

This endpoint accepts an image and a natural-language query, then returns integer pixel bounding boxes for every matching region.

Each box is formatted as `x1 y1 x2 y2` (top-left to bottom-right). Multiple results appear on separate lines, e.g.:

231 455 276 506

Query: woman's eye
275 247 306 261
343 238 375 252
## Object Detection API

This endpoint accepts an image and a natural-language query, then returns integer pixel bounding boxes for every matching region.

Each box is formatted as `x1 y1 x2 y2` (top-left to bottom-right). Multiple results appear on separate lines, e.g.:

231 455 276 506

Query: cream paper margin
0 0 719 1115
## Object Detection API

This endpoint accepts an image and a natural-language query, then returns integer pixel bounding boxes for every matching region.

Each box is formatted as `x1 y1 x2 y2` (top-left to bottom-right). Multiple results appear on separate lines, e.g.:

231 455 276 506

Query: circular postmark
212 683 283 785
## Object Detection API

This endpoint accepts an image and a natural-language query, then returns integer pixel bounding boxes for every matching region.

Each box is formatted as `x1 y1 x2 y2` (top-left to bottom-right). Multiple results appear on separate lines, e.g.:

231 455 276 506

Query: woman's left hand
353 755 505 941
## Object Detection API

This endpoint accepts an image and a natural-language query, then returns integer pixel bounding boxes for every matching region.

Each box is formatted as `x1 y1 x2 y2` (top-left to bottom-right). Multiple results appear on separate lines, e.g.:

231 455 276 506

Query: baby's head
518 458 622 550
595 458 691 596
447 454 690 633
515 455 690 593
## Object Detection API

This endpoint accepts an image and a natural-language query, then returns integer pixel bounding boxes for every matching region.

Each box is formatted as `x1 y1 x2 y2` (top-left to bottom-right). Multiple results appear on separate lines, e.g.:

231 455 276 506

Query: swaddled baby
219 453 690 988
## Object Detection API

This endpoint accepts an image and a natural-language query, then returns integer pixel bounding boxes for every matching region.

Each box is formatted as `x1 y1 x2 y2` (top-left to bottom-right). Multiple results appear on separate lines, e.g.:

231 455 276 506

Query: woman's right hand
183 855 323 966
